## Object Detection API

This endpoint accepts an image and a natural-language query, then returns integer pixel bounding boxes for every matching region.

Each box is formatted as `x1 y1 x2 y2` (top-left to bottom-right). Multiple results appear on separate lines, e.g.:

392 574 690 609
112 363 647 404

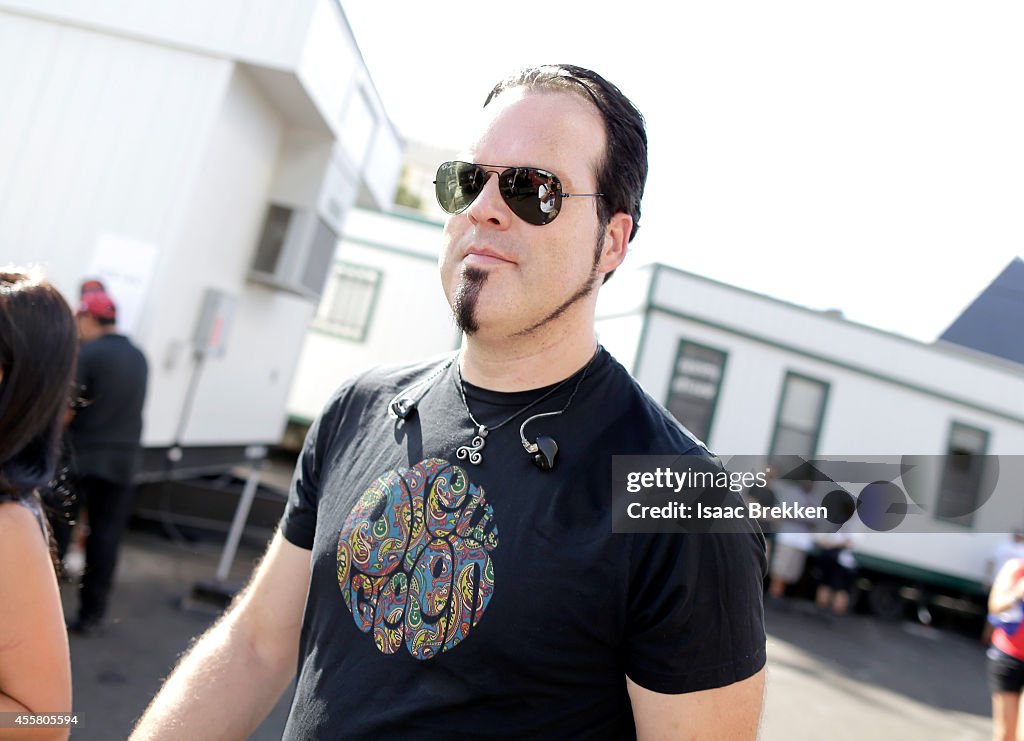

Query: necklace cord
454 347 600 466
459 365 571 434
387 356 456 419
518 353 596 451
457 346 600 435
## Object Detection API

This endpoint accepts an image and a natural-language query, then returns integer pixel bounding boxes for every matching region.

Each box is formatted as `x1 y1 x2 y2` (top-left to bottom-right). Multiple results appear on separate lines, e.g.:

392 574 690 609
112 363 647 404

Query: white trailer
287 207 460 431
0 1 403 477
597 262 1024 618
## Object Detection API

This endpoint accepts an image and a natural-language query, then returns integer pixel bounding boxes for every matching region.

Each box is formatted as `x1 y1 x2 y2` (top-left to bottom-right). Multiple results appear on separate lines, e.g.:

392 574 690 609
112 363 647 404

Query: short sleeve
624 530 767 694
279 380 359 550
280 413 326 550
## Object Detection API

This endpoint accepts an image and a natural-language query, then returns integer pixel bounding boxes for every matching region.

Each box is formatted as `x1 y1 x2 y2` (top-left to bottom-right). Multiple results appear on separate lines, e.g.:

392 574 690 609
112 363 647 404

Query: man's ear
597 212 633 278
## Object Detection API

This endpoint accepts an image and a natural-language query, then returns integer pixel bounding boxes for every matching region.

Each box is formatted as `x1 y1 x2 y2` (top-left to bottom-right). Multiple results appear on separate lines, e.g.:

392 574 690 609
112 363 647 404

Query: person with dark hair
0 269 75 728
79 278 107 297
50 285 148 635
133 64 766 739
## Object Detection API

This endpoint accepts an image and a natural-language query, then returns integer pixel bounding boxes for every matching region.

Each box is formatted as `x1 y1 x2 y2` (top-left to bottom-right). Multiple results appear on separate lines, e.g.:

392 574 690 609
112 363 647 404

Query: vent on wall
248 203 339 299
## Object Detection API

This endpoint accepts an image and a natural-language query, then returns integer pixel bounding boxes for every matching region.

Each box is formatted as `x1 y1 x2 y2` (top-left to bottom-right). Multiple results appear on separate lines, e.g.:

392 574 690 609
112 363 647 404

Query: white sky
343 1 1023 343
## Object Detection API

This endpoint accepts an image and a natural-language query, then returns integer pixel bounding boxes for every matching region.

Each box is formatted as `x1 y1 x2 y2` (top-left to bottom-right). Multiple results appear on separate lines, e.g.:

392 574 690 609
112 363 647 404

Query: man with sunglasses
133 65 766 740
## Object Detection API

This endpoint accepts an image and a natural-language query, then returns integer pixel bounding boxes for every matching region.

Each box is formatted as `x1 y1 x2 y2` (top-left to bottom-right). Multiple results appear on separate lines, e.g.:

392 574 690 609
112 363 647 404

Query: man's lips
464 248 515 266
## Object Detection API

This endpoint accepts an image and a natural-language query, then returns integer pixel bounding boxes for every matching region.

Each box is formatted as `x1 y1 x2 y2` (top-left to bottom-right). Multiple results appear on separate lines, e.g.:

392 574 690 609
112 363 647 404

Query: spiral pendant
456 425 488 465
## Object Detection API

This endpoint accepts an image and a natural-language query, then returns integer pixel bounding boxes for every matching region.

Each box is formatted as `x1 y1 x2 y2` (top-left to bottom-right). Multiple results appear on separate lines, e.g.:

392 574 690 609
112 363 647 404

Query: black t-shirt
280 349 766 739
68 333 148 483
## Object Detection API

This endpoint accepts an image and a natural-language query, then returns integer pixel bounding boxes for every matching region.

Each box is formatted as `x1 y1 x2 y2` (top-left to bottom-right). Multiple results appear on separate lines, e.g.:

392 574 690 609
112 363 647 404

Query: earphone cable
456 346 598 434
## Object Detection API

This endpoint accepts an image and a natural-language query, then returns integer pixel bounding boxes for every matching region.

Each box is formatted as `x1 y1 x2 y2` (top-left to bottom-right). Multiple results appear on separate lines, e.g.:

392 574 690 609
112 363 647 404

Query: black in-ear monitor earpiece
451 346 600 470
387 358 458 422
389 397 416 420
521 413 563 471
529 435 559 470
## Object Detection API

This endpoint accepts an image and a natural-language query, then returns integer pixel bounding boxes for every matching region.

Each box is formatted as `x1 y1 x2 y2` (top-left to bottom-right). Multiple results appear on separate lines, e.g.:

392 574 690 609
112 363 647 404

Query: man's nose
466 172 511 228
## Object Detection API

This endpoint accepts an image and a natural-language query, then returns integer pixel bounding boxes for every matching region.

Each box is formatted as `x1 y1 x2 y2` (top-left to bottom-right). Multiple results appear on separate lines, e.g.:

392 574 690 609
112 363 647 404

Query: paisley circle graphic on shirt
337 458 498 660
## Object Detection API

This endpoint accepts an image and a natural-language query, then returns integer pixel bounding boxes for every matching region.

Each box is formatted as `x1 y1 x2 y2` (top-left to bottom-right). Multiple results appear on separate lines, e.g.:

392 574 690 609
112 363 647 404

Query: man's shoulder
86 333 146 361
346 353 455 395
317 353 457 419
598 353 713 458
120 335 148 370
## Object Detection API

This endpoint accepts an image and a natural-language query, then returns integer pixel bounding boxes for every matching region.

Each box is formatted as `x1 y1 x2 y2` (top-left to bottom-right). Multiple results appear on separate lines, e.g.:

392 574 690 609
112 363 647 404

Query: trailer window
935 422 989 526
665 339 727 445
315 262 382 342
769 372 829 460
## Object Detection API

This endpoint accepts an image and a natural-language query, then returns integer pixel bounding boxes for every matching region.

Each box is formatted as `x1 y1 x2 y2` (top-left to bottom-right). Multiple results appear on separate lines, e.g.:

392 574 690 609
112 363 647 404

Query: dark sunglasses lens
499 167 561 225
435 162 484 214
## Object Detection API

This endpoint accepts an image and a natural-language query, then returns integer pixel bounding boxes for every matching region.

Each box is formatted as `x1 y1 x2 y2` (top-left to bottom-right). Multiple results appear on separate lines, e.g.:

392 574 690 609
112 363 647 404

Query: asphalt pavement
59 526 292 741
762 598 989 740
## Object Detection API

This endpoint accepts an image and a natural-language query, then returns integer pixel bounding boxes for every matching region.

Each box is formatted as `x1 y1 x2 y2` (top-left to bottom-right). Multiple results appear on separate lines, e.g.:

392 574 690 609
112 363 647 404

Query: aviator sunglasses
434 161 604 226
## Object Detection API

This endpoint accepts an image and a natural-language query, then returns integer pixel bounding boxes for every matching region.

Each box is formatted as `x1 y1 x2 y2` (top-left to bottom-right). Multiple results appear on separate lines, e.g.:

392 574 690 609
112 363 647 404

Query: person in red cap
77 291 117 322
50 285 148 635
79 278 107 297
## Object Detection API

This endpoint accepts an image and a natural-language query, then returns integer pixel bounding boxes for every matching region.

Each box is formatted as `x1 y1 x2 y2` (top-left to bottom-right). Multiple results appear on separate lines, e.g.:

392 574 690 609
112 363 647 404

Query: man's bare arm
627 667 766 741
131 530 311 740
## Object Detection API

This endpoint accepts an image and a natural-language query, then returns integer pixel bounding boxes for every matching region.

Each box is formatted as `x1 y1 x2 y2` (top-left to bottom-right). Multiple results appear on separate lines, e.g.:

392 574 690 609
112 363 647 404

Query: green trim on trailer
645 304 1024 426
854 552 987 596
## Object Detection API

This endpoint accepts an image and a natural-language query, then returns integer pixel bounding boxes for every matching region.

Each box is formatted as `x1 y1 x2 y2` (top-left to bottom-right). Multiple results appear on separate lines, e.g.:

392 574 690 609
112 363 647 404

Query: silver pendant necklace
455 347 599 465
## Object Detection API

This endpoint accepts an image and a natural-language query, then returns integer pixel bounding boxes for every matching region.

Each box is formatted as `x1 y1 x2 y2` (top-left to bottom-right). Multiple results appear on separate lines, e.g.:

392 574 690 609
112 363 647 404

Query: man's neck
459 321 598 392
83 325 118 343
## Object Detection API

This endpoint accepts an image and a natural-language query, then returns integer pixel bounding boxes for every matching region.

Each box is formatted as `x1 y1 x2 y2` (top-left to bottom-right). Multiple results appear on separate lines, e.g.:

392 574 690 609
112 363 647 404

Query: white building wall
0 1 315 70
0 12 231 302
288 210 458 422
604 263 1024 583
649 266 1024 423
293 0 401 209
0 1 403 209
0 12 313 447
297 0 359 139
359 90 405 209
629 310 775 452
143 67 316 446
608 266 1024 456
633 299 1024 456
0 8 401 449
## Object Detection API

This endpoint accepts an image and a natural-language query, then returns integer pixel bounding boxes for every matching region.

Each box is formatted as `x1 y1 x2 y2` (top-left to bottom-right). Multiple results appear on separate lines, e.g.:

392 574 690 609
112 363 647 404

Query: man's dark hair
484 64 648 278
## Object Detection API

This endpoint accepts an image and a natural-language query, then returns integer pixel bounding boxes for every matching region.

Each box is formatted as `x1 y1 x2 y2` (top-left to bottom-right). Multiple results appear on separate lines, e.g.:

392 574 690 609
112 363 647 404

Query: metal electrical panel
192 289 236 358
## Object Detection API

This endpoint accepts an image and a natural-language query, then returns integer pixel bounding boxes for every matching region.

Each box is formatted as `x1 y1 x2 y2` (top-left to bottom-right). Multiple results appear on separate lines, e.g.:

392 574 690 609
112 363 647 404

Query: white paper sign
84 236 160 338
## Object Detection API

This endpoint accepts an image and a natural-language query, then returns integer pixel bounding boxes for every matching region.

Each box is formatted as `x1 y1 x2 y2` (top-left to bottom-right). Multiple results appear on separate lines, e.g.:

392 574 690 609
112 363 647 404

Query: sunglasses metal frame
433 161 604 226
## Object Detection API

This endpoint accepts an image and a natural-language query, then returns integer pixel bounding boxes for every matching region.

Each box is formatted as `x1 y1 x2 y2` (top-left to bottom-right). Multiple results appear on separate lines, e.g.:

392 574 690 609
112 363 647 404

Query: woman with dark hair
0 269 76 730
